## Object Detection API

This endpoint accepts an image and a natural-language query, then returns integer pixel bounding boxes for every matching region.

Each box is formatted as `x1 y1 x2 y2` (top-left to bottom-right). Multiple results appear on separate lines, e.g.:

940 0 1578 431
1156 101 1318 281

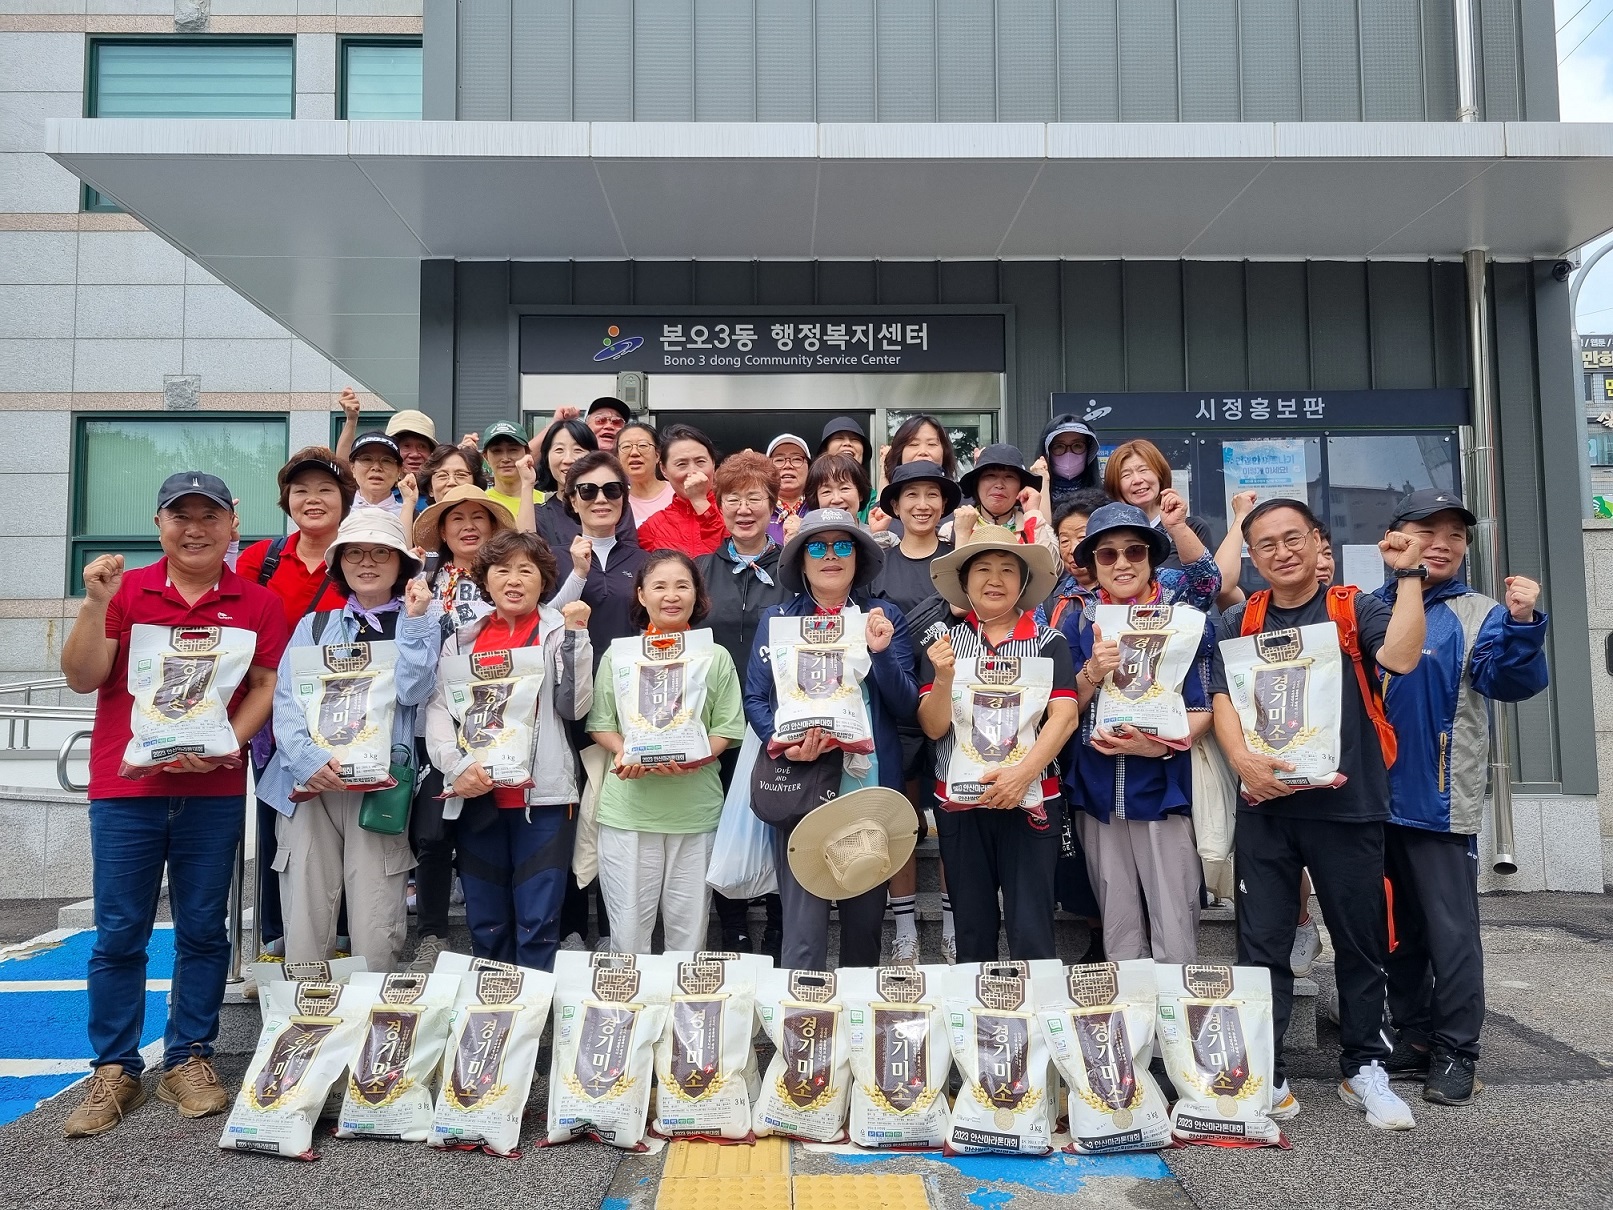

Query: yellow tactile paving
791 1173 932 1210
655 1174 792 1210
661 1135 791 1178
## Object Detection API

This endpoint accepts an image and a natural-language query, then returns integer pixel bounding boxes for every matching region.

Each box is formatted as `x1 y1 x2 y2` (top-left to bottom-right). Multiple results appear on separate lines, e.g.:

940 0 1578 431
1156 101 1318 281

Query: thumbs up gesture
1088 623 1120 682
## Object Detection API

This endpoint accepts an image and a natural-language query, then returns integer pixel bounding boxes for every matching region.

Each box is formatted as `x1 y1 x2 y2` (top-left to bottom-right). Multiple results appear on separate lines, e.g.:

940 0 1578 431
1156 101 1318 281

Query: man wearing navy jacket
1373 489 1548 1107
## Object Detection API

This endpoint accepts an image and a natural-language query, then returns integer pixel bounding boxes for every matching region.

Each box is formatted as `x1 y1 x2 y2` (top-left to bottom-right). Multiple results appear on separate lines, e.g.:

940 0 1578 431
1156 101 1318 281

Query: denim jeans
87 795 245 1073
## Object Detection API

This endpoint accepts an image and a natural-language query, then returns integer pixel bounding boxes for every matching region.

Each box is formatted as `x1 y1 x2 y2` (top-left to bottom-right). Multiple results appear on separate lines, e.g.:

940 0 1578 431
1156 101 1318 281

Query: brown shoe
63 1065 146 1138
156 1051 229 1119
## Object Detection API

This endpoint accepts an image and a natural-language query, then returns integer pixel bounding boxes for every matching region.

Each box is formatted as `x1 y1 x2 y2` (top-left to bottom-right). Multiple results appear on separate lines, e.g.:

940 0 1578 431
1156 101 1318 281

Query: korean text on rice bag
428 954 556 1156
753 968 851 1143
1154 963 1282 1147
652 958 759 1141
943 960 1063 1156
288 639 400 798
841 965 952 1150
335 971 461 1142
767 613 874 756
439 642 548 790
548 952 672 1149
1038 960 1171 1154
220 980 377 1160
609 629 718 767
124 623 255 768
942 654 1055 809
1092 603 1207 749
1219 623 1346 790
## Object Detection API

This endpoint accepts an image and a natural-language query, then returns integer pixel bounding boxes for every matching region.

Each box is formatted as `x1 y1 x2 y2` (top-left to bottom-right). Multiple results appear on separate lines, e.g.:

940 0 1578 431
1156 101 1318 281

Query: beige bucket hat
786 786 920 900
929 524 1058 614
412 484 516 552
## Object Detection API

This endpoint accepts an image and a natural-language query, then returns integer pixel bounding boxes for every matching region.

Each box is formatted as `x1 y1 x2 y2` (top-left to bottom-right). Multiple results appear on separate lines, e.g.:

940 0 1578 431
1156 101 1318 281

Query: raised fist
1378 529 1425 572
82 553 124 605
1504 575 1540 622
866 606 894 653
338 385 361 419
560 600 591 630
927 632 955 677
568 534 593 579
1159 488 1188 529
404 575 433 617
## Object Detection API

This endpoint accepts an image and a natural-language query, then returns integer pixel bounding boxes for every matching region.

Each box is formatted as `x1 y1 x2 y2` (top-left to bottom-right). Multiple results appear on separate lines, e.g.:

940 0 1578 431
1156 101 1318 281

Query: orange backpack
1239 585 1397 768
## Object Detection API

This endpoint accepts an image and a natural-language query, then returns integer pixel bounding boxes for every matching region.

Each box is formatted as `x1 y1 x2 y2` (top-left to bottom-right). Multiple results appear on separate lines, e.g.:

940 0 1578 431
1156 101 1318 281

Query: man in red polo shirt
59 472 287 1139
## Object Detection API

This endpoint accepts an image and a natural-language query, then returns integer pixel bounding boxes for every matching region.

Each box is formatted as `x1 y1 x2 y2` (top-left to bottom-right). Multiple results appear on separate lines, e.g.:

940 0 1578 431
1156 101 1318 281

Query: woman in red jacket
635 423 727 556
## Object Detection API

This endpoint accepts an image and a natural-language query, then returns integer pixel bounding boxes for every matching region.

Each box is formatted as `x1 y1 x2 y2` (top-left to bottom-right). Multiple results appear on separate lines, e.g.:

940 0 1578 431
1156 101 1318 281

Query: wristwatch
1393 565 1430 580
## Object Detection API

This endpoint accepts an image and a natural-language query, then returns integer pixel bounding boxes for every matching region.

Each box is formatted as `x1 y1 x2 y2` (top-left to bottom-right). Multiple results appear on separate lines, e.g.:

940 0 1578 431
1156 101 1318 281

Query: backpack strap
310 609 341 645
1325 585 1398 768
1048 595 1073 631
1239 590 1271 637
256 533 290 586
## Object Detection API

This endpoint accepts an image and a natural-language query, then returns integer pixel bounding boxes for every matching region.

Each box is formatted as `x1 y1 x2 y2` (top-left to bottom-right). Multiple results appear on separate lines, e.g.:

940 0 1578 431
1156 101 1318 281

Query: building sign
1051 389 1470 430
520 315 1005 375
1582 335 1613 403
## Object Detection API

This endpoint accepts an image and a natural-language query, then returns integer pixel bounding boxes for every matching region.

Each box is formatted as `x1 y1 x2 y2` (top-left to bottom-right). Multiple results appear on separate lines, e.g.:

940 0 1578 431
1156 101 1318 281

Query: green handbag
359 745 416 836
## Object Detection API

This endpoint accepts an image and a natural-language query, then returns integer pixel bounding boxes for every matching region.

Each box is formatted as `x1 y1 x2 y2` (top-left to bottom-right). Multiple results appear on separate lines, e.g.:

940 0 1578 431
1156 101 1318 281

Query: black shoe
1078 929 1104 966
1423 1051 1477 1106
721 928 750 954
1384 1035 1432 1081
761 927 782 963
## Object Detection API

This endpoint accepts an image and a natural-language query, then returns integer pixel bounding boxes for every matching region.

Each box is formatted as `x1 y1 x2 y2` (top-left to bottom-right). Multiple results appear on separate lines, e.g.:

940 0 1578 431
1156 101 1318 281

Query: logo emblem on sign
594 324 644 362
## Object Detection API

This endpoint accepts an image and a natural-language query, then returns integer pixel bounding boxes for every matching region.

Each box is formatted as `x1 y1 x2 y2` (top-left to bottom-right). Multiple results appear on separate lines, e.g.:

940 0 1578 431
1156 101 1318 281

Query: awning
46 119 1613 409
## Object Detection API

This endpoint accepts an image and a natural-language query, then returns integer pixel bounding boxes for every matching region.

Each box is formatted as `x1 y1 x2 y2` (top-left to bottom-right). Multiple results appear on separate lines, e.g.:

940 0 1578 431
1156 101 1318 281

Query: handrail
0 676 77 750
0 704 96 722
56 730 91 794
0 676 70 695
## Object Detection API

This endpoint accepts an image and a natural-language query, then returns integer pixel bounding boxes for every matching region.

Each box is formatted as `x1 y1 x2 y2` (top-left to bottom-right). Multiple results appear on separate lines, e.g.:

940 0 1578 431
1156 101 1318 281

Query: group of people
59 390 1548 1144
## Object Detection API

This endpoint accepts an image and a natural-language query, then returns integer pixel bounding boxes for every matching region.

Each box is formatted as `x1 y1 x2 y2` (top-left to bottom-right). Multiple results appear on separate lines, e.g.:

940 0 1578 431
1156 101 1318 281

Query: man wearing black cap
1371 489 1547 1106
585 397 632 452
59 473 289 1137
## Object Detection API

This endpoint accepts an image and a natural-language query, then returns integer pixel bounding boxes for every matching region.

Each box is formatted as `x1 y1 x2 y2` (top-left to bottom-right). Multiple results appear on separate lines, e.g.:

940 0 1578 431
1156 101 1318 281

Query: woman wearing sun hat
916 525 1080 963
257 509 442 973
742 507 917 970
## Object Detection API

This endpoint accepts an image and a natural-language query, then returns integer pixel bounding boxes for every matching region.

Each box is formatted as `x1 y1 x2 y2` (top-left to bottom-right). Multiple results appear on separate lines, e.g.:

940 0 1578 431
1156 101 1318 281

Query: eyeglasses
431 468 472 484
617 440 656 455
572 481 625 502
805 539 856 560
1250 532 1314 558
341 546 397 565
721 493 772 509
771 455 807 468
1092 543 1150 567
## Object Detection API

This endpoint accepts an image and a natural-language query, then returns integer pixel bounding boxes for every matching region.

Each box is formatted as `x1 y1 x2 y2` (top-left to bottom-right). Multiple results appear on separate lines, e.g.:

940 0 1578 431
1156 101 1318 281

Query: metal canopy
46 118 1613 409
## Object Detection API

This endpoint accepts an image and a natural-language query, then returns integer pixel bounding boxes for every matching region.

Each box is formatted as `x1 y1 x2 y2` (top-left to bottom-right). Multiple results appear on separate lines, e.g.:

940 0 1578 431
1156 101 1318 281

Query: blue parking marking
0 1075 85 1123
0 928 176 983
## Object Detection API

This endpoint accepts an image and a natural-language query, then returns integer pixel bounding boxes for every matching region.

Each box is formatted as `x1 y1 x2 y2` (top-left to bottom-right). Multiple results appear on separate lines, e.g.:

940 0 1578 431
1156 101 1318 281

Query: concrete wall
0 1 422 667
1582 519 1613 883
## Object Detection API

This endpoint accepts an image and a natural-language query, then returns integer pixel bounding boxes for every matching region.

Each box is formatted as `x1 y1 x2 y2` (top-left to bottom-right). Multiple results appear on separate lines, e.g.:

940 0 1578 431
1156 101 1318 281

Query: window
1589 432 1613 467
70 416 288 594
329 411 396 448
85 39 295 210
341 39 423 119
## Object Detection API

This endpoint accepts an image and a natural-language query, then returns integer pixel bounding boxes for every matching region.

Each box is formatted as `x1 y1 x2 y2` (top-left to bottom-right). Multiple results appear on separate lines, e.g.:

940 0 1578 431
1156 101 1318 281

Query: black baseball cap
587 397 632 422
156 471 233 512
1392 489 1477 528
350 431 402 463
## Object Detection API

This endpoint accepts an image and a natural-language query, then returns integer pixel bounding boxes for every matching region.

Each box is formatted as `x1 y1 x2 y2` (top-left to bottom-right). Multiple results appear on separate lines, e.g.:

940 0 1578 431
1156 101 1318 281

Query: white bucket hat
786 786 920 900
328 509 422 580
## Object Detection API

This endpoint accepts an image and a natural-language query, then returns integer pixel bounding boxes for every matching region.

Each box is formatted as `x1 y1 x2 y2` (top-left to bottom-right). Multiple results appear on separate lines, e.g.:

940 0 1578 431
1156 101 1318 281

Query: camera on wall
1553 259 1574 283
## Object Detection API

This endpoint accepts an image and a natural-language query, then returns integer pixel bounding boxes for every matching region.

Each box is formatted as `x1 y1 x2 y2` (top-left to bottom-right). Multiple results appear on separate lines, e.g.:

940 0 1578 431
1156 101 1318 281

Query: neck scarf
726 537 777 585
349 596 402 632
1096 580 1162 607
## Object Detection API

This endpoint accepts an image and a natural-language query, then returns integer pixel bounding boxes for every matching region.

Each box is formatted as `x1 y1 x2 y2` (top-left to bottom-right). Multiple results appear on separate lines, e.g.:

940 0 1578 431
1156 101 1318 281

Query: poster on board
1221 440 1308 531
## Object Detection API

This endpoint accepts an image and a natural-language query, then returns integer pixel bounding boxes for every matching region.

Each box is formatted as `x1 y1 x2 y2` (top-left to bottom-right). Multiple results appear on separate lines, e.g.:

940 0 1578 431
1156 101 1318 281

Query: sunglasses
572 481 625 502
805 539 856 559
1092 543 1151 567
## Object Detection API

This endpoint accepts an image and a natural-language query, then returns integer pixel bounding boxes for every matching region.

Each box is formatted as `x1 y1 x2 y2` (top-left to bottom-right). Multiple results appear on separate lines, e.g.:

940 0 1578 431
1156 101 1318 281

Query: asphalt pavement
0 892 1605 1210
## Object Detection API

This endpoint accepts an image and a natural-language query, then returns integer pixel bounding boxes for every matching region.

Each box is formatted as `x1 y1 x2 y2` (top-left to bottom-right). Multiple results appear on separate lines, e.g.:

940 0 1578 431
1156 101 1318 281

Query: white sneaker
1290 918 1322 977
889 933 919 965
1269 1080 1300 1120
450 877 465 906
559 932 586 952
942 933 957 965
1339 1061 1417 1130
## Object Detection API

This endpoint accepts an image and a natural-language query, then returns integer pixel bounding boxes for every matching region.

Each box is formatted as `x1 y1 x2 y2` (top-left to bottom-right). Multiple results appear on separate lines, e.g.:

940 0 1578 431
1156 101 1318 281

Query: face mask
1051 448 1087 479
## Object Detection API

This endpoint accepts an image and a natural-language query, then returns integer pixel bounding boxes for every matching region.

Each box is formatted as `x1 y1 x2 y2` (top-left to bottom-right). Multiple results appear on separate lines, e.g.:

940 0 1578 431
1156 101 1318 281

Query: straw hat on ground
787 786 920 900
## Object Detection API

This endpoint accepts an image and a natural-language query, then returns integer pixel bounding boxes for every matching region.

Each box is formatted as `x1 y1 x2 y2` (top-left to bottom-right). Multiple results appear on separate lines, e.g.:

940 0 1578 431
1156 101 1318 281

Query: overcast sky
1562 0 1613 333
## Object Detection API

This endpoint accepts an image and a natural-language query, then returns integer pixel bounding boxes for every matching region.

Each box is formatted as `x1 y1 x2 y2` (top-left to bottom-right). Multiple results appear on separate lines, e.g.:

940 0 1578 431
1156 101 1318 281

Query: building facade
7 0 1612 887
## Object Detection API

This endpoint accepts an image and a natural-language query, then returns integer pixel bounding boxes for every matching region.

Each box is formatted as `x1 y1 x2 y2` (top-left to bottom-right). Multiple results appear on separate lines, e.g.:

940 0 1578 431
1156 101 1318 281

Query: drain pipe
1453 0 1516 872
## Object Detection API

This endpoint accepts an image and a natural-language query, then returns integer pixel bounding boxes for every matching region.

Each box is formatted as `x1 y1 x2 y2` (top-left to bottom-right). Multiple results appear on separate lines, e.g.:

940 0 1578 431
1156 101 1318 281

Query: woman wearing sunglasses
546 451 649 662
743 508 917 970
1060 501 1214 964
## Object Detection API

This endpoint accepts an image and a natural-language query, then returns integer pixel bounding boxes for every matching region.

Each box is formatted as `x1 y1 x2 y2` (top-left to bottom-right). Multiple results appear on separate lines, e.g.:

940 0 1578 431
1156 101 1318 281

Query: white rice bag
428 953 556 1156
124 623 255 768
439 643 548 789
288 639 400 798
943 960 1063 1156
651 958 759 1140
609 629 718 767
1038 960 1171 1154
335 971 461 1141
1092 603 1206 749
1219 622 1346 790
753 968 851 1142
942 654 1055 809
841 965 952 1149
767 613 874 756
220 979 377 1159
1154 963 1282 1147
547 952 673 1149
